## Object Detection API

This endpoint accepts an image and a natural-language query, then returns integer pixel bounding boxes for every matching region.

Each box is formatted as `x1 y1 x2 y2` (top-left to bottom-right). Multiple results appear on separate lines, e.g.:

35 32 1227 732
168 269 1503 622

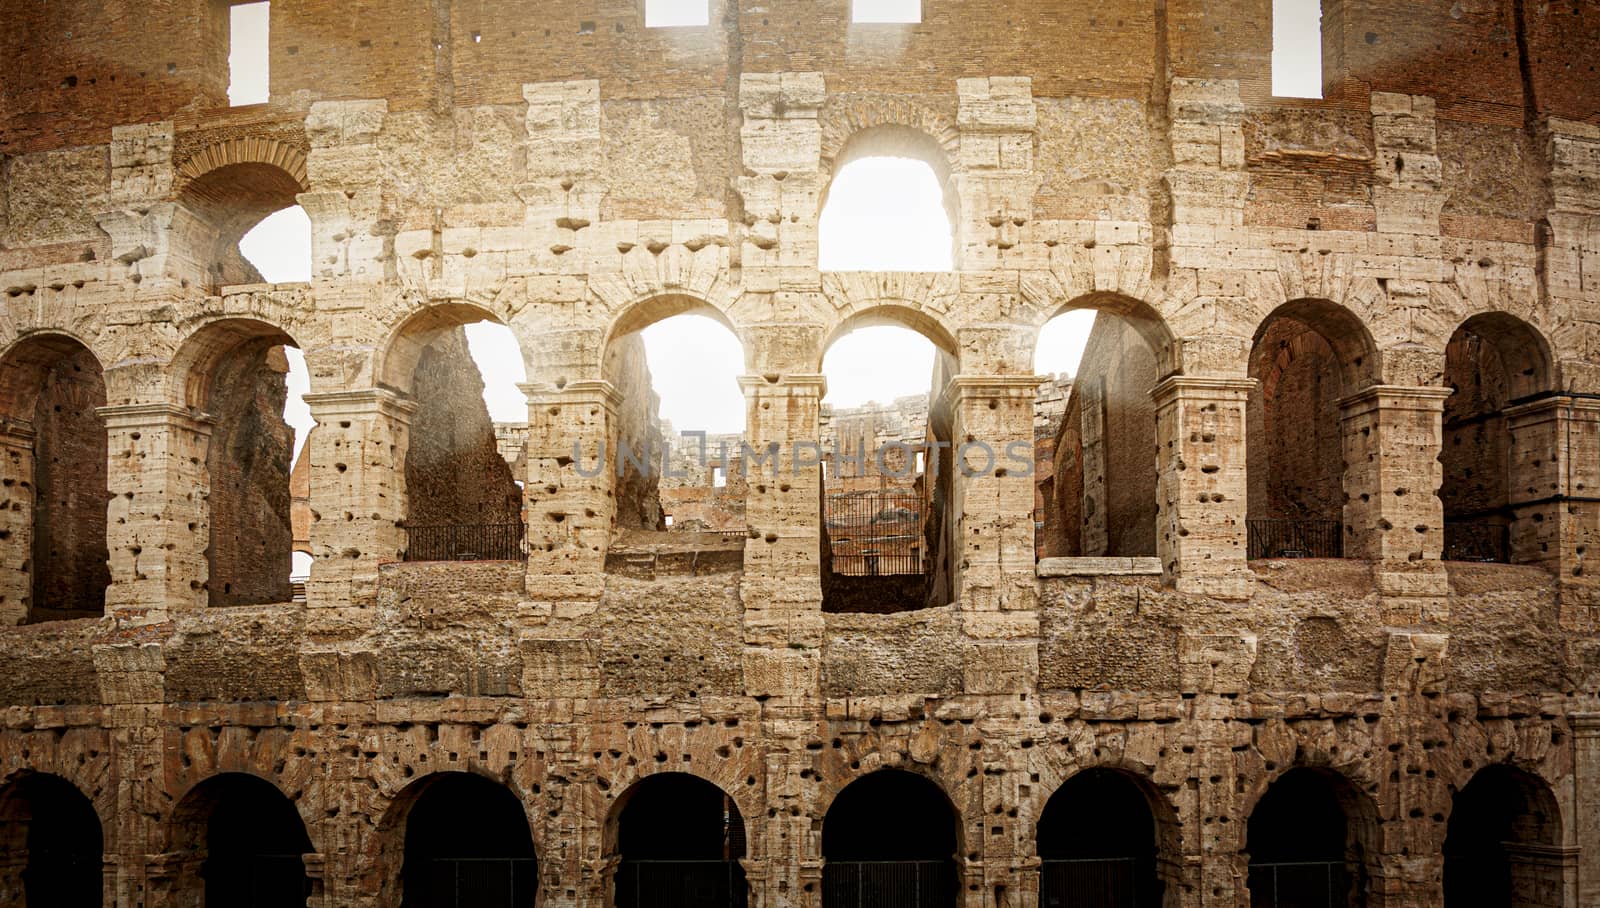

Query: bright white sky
1273 0 1324 98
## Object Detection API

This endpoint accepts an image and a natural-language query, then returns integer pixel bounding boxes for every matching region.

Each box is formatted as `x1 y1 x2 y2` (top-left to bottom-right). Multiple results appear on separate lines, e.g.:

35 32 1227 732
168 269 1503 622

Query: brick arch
175 137 309 193
368 768 543 908
1240 760 1388 908
818 97 961 188
810 732 980 858
586 737 767 853
818 764 968 861
1251 298 1381 397
0 734 118 854
1444 311 1558 401
165 769 321 854
598 769 757 869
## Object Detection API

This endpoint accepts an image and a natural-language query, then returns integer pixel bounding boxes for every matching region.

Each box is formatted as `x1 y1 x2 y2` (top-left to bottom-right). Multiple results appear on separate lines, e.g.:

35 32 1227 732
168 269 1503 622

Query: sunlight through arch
819 157 953 272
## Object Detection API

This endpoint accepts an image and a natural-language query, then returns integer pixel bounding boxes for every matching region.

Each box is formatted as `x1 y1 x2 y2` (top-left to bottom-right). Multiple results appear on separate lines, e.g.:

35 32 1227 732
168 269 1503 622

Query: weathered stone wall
29 344 108 620
204 343 294 607
0 3 1597 907
403 327 522 530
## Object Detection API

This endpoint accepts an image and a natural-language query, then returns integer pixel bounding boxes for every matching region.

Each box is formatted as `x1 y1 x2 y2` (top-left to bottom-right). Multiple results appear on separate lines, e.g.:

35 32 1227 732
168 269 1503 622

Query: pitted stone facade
1 1 1599 907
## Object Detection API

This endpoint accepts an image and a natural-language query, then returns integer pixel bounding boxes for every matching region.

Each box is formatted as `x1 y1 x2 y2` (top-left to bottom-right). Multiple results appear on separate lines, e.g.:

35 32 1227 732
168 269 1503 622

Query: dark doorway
1037 769 1163 908
1246 769 1363 908
401 773 537 908
822 770 958 908
1444 765 1563 908
173 773 312 907
0 772 103 907
614 773 747 908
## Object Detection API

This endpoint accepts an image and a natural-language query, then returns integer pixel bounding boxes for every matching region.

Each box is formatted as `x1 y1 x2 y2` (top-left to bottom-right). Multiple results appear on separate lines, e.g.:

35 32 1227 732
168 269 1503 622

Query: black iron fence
417 857 537 908
1039 857 1142 908
1245 860 1350 908
822 860 957 908
824 489 925 576
1443 521 1511 563
1246 519 1343 560
402 523 527 562
615 859 748 908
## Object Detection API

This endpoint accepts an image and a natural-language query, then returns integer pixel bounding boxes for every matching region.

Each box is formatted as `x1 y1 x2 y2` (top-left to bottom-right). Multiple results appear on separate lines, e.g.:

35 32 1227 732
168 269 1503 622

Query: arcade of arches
4 7 1600 908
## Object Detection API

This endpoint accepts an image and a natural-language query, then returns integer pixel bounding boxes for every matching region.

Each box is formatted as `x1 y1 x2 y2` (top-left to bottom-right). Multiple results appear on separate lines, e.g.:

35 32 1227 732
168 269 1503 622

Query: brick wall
205 342 294 607
29 346 108 620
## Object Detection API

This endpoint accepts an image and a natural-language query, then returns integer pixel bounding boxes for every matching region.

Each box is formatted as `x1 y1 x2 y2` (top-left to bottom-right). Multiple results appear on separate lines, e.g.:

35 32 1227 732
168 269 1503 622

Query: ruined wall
204 343 293 607
403 328 522 530
604 333 665 531
29 345 107 620
1441 330 1512 520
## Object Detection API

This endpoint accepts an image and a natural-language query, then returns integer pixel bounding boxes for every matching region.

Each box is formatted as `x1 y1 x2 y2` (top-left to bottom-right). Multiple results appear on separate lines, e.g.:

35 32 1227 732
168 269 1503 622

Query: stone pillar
522 379 617 602
1505 396 1600 591
1153 376 1256 599
99 404 212 618
0 419 34 625
1571 713 1600 908
739 373 826 658
301 390 414 614
947 374 1041 694
1339 386 1452 623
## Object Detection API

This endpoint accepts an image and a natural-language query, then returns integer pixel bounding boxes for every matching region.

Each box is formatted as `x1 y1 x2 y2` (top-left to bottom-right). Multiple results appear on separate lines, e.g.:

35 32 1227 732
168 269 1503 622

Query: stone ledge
1036 556 1162 577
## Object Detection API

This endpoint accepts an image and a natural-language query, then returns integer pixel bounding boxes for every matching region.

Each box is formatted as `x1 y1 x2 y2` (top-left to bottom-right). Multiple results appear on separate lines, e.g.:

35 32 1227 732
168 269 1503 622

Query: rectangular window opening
713 466 728 488
228 1 271 106
645 0 710 27
1271 0 1323 98
853 0 921 23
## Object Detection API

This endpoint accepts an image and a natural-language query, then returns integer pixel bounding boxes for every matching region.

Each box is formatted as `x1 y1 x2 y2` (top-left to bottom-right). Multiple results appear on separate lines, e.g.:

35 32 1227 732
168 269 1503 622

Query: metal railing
1246 519 1343 560
615 859 748 908
1443 521 1511 563
1039 857 1142 908
1245 860 1349 908
416 857 537 908
821 860 957 908
402 523 527 562
824 489 925 576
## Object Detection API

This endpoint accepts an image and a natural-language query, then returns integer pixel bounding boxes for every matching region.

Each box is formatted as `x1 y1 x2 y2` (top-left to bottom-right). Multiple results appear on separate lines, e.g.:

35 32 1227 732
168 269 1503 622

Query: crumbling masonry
1 1 1599 906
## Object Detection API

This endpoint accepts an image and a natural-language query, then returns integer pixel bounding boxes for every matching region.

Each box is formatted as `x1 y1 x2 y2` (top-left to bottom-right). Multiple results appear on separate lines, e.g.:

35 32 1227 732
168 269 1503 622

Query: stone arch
166 771 316 908
0 770 105 907
1034 766 1176 908
1246 299 1380 557
1444 764 1565 908
1440 312 1557 563
604 771 750 908
818 125 959 272
1243 765 1385 908
820 767 963 908
1022 756 1183 868
818 100 961 189
601 291 747 372
376 301 511 396
819 303 960 371
169 317 303 606
1033 294 1177 559
374 770 539 908
0 332 110 624
173 150 310 289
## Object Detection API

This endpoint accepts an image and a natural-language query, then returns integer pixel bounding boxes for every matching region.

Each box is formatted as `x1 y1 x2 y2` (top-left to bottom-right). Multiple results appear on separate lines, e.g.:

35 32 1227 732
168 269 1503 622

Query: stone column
947 374 1042 694
1505 396 1600 593
99 403 213 618
300 390 415 614
1339 386 1452 624
0 419 35 625
522 379 618 602
1570 713 1600 908
1153 376 1256 599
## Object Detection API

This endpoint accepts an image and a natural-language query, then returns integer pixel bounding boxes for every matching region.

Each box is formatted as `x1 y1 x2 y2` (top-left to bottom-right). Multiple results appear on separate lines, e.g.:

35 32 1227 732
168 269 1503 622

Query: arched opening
0 772 103 907
819 314 957 612
1246 768 1375 908
1439 314 1553 564
1444 765 1564 907
0 334 109 624
819 127 955 272
169 773 312 907
1036 768 1164 908
175 319 303 606
610 773 748 908
175 158 307 292
396 773 537 908
1247 300 1378 560
822 770 958 908
382 306 528 562
602 306 747 537
1034 298 1175 560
